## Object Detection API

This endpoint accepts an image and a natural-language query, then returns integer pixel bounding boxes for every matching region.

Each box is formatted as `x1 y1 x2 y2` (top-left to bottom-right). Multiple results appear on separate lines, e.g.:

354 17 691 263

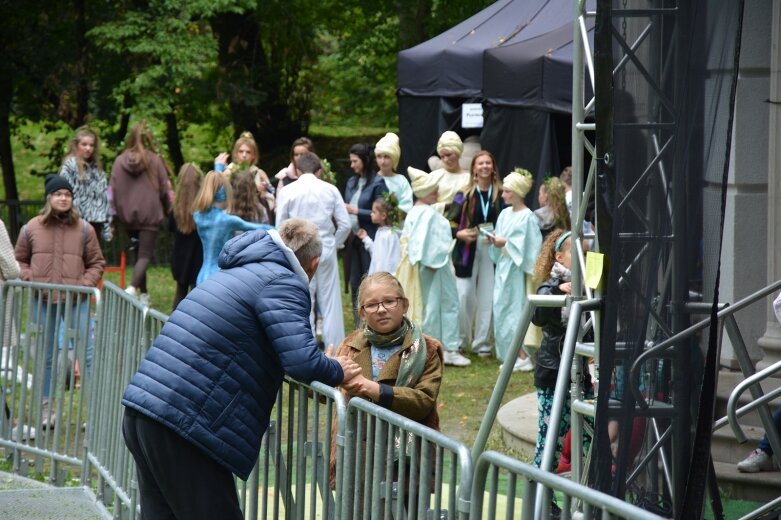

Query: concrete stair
497 371 781 503
712 369 781 502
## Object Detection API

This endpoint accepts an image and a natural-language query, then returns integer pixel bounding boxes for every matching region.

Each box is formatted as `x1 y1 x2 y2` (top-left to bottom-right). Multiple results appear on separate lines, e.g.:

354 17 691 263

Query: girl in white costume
488 169 542 369
430 131 471 214
396 168 470 367
374 133 413 214
356 194 401 275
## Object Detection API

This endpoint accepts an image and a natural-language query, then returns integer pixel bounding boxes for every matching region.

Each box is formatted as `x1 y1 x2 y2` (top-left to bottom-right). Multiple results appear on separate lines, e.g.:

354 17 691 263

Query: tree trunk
0 69 20 234
111 112 130 151
165 111 183 173
210 12 302 149
74 0 89 125
397 0 432 49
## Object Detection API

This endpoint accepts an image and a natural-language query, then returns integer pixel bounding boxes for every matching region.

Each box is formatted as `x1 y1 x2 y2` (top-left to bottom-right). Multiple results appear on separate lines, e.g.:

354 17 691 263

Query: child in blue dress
192 171 271 285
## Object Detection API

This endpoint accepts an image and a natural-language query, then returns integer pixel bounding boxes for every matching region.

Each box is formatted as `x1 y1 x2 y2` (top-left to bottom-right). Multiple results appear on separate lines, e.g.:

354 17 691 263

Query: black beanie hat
44 174 73 197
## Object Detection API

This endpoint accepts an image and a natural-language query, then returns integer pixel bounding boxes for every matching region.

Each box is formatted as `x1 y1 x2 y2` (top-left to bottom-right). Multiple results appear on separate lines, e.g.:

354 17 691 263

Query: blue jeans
33 296 93 400
757 406 781 455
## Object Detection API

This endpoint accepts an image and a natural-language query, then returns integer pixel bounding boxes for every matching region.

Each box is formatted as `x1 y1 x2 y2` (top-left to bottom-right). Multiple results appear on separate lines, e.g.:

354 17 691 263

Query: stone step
499 393 781 504
497 392 537 460
712 460 781 503
715 371 781 428
711 425 765 465
0 486 110 520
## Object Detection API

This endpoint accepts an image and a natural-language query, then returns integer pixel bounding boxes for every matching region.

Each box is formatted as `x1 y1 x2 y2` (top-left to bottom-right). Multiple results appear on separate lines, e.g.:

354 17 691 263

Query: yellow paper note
585 251 605 290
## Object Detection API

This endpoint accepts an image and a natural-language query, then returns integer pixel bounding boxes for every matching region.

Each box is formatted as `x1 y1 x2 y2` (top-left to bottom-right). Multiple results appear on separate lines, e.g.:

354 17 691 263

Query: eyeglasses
361 297 403 313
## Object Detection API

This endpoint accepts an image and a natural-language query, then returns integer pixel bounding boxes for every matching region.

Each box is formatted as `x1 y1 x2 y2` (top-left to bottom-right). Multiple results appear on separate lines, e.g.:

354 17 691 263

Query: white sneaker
139 293 151 306
737 448 777 473
443 351 471 367
41 400 57 429
514 358 534 372
475 346 493 358
125 285 138 297
11 423 36 441
501 357 534 372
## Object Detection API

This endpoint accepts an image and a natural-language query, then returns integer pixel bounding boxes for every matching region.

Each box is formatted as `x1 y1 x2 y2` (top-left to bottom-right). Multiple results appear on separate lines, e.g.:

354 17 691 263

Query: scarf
363 316 427 387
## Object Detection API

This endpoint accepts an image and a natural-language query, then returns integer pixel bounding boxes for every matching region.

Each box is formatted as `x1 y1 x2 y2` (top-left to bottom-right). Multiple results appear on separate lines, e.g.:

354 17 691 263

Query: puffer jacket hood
219 229 310 285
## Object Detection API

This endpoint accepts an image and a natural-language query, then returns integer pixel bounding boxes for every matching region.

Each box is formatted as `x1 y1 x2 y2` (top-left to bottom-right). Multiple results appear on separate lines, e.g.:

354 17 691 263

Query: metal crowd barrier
82 281 158 519
470 451 665 520
0 280 100 485
343 396 473 520
0 279 670 520
238 378 347 520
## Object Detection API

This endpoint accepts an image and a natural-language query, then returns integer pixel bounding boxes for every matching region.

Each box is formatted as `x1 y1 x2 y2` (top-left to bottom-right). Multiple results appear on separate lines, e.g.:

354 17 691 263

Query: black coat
343 174 388 239
531 276 591 390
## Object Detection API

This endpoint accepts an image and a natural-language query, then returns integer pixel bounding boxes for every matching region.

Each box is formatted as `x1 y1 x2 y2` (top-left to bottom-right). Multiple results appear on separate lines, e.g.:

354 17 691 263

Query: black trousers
122 408 242 520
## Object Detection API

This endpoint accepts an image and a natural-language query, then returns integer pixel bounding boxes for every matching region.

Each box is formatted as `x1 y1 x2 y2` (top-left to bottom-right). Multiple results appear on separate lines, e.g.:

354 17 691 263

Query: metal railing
630 280 781 471
0 279 669 519
470 451 665 519
237 378 347 520
344 396 472 520
82 281 154 519
0 280 100 485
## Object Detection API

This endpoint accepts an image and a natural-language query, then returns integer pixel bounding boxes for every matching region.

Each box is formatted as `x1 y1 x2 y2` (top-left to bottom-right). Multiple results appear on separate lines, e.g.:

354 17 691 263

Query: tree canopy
0 0 493 202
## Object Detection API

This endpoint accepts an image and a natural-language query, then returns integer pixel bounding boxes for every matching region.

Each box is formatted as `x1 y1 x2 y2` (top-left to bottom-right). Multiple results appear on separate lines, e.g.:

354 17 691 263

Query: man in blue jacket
121 218 360 519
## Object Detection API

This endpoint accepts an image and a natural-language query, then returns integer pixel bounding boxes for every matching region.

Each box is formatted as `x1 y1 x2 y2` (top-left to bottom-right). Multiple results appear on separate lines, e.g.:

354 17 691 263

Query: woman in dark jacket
530 229 591 470
110 123 171 302
343 143 388 325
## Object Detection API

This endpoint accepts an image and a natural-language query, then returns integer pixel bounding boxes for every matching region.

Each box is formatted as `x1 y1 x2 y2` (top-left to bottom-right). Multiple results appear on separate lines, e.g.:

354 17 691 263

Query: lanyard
477 185 492 222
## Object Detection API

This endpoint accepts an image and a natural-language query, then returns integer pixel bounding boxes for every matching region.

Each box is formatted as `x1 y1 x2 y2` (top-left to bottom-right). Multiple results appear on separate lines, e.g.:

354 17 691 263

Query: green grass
309 124 397 138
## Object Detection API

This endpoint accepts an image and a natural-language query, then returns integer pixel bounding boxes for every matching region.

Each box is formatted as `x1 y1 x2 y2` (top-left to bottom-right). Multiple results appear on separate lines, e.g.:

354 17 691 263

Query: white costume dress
276 173 350 348
379 174 413 214
396 204 460 352
361 226 401 275
489 207 542 361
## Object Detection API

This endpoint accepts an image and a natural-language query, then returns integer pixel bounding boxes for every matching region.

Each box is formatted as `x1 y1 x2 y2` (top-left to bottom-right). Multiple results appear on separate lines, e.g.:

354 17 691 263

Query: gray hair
278 218 322 267
295 151 322 176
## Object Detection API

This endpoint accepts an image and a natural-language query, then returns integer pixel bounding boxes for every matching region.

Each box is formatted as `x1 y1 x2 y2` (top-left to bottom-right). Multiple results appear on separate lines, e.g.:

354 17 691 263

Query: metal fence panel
0 280 100 486
238 377 347 520
469 451 666 519
344 396 472 520
82 281 152 519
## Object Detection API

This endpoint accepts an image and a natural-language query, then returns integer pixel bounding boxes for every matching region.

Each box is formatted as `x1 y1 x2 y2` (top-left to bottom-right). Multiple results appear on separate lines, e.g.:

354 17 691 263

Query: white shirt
276 173 350 257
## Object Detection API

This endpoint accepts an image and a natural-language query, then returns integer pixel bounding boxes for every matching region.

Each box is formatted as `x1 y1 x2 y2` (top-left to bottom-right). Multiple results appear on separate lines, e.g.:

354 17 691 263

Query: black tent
397 0 594 190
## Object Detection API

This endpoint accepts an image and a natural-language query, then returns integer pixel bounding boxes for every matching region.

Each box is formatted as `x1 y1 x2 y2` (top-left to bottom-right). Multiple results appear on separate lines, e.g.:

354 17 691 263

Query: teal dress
194 206 271 285
401 204 460 352
489 207 542 361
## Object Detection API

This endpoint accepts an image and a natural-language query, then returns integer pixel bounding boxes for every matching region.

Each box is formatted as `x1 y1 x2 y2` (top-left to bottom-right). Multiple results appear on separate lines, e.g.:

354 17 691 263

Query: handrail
630 278 781 408
471 294 567 463
713 385 781 433
724 359 781 443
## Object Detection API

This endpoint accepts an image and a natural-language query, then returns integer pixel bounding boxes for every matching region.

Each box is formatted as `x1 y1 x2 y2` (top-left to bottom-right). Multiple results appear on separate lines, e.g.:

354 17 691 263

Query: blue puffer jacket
122 229 344 479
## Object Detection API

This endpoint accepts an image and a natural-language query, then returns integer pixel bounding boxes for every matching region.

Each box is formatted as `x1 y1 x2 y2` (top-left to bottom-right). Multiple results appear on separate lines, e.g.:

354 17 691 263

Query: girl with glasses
329 272 443 488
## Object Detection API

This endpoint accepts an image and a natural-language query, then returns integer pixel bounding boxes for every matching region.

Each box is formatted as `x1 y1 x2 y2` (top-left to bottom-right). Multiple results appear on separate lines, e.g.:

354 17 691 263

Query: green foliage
311 15 400 127
87 3 218 118
0 0 496 199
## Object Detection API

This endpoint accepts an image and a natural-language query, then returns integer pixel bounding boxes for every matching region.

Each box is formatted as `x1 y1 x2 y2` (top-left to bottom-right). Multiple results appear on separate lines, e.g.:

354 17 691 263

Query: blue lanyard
477 185 492 222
